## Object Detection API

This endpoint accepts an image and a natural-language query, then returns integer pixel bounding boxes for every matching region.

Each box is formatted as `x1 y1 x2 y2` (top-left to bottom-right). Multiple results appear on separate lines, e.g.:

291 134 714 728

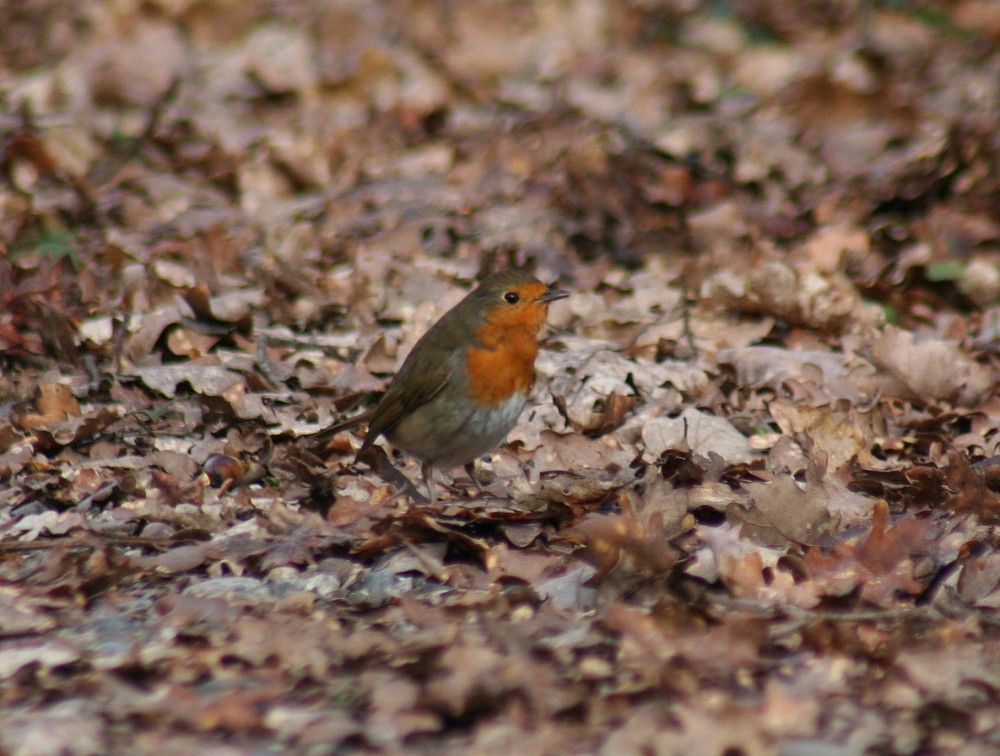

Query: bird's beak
538 287 569 304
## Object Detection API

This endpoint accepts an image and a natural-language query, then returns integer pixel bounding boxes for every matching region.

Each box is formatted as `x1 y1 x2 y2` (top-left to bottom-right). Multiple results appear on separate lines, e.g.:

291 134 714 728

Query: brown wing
301 410 371 452
360 277 490 448
360 333 459 448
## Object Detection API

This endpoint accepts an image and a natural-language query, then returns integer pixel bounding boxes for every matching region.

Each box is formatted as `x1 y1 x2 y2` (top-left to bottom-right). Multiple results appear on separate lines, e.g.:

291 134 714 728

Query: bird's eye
503 291 520 304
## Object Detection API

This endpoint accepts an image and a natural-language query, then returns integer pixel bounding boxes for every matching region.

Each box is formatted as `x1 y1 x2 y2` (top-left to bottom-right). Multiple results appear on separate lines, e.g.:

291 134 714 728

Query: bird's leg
356 445 426 502
463 458 497 492
421 461 436 505
464 461 482 488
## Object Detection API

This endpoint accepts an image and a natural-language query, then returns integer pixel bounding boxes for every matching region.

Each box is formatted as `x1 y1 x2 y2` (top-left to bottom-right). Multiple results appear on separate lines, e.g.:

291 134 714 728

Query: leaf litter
3 1 1000 753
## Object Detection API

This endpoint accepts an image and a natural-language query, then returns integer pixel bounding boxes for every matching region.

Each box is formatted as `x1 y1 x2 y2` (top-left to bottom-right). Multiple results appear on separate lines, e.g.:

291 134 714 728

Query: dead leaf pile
3 0 1000 751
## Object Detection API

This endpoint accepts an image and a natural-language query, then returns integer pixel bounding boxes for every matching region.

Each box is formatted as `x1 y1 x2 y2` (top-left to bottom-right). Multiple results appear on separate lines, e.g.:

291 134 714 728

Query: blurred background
4 0 1000 342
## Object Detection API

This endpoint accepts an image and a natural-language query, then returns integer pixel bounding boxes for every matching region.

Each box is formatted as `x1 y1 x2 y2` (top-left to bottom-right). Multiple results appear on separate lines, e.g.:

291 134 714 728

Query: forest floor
3 1 1000 753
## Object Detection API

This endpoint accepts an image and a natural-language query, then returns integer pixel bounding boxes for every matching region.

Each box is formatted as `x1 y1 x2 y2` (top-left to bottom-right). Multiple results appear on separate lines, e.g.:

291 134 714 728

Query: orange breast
465 328 539 406
464 295 550 406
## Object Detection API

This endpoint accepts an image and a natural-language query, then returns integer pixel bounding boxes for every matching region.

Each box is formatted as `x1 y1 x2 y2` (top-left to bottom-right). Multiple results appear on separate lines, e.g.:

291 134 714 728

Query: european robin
321 270 568 501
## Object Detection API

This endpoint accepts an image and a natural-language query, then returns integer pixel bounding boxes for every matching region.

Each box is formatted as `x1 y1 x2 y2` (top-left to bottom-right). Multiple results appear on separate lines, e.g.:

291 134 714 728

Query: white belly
388 390 528 470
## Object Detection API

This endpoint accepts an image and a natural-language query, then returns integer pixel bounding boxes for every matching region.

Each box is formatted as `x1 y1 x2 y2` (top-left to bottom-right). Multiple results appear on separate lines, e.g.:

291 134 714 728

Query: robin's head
466 270 568 344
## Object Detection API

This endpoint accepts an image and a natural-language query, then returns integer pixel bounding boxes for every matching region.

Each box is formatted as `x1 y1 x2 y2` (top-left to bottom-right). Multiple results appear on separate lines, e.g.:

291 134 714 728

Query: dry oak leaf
742 472 837 546
0 586 58 636
702 260 882 333
717 346 874 404
124 364 244 399
564 476 686 586
957 549 1000 607
8 511 86 541
895 639 1000 704
79 20 186 106
0 701 104 756
0 640 81 679
641 407 756 465
867 325 995 406
803 500 935 606
23 382 81 426
537 336 707 436
29 407 124 450
688 522 820 608
768 399 878 471
795 220 870 273
242 22 319 95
